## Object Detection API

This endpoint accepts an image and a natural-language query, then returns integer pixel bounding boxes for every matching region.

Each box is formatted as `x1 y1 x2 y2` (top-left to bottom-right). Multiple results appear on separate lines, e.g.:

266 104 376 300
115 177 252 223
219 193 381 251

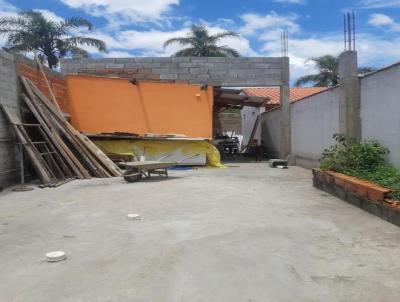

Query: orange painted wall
66 75 214 138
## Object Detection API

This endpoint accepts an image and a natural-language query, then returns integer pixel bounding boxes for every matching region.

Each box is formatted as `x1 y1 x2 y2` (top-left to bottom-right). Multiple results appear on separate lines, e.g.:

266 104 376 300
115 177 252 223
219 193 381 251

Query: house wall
66 75 214 138
260 108 281 158
291 88 340 168
361 64 400 166
261 63 400 168
0 50 20 187
213 111 242 136
61 57 286 87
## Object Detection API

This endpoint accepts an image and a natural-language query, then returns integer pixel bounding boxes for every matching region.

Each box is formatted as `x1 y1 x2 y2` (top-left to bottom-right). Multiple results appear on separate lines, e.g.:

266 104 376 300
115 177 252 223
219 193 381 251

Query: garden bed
313 169 400 226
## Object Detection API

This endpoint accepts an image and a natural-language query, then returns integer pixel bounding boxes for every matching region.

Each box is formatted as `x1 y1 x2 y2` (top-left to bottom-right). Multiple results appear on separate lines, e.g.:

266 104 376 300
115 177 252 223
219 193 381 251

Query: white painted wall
291 88 340 168
241 106 265 147
361 64 400 167
260 108 281 158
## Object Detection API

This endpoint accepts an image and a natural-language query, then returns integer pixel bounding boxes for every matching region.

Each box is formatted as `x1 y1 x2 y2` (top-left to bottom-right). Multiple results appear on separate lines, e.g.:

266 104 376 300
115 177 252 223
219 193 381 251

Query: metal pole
352 11 356 51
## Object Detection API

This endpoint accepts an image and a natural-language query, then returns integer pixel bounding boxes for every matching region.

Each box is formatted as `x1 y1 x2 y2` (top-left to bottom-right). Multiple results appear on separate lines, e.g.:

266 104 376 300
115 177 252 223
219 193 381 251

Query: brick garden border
313 169 400 226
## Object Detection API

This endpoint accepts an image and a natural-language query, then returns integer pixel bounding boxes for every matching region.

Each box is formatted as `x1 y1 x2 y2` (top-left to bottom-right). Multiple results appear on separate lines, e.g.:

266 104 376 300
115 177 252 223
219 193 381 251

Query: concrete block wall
290 87 340 169
0 49 19 187
61 57 285 87
261 62 400 169
260 108 281 159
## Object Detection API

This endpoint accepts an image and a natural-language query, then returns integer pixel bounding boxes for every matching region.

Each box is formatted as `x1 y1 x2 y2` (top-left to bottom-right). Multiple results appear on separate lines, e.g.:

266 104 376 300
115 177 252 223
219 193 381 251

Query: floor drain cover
127 214 141 221
46 251 67 262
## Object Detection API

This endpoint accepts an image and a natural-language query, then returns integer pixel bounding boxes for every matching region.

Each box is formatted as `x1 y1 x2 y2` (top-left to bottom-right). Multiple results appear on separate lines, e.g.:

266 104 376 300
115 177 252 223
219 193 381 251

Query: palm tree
0 10 106 69
295 55 375 87
164 24 240 57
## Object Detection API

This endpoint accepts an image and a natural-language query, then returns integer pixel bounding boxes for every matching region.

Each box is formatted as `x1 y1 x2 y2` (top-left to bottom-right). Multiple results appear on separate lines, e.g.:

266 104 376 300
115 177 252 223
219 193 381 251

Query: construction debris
0 76 122 188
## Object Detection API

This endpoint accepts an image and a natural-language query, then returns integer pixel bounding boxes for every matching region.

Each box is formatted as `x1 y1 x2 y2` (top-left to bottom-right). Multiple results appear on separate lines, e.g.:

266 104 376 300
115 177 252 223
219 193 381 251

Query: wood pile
0 76 121 188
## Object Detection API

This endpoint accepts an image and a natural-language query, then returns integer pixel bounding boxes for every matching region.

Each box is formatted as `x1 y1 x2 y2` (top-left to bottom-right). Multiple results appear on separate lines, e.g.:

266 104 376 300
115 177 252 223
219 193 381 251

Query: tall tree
164 24 240 57
0 10 106 69
295 55 375 87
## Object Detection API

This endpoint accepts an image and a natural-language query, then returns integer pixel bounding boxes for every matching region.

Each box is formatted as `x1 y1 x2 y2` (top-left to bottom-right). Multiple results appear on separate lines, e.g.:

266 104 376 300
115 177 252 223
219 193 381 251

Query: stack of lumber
0 76 121 187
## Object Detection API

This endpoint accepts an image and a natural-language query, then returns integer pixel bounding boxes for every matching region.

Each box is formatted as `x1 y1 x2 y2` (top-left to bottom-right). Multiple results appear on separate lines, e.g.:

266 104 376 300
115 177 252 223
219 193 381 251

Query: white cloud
240 12 300 36
368 13 400 31
359 0 400 8
61 0 179 26
0 0 19 45
83 25 257 57
369 13 394 26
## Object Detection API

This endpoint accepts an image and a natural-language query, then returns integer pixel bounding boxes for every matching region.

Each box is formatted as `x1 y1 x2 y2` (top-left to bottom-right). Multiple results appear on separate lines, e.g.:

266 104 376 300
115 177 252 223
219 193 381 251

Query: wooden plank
34 56 63 114
25 78 121 177
0 105 53 185
21 77 102 177
21 93 86 179
20 81 91 179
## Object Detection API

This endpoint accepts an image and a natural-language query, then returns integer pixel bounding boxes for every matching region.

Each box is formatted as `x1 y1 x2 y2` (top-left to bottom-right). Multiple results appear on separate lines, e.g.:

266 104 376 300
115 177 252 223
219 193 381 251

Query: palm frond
173 48 197 57
294 74 320 87
209 31 239 42
59 17 93 30
164 37 195 48
63 36 107 52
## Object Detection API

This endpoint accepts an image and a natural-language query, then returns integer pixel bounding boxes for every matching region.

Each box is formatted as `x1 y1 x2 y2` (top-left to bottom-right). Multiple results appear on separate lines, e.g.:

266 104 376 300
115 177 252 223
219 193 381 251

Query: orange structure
66 75 214 138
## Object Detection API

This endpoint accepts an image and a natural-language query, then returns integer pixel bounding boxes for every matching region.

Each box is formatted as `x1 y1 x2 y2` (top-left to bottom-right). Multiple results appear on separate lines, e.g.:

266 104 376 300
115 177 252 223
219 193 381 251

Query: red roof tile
243 87 327 105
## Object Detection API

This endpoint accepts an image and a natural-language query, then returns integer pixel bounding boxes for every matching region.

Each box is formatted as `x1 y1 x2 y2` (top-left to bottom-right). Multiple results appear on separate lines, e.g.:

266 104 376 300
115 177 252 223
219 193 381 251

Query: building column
280 56 291 159
338 51 361 139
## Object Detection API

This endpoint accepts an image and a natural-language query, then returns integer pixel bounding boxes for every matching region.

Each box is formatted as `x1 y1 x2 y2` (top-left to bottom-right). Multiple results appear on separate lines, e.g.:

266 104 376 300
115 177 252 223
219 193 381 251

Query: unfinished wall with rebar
60 57 286 87
0 50 20 187
261 62 400 168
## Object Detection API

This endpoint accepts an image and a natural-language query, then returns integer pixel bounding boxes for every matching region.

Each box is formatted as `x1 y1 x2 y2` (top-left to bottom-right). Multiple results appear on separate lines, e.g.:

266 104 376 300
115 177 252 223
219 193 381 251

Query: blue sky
1 0 400 80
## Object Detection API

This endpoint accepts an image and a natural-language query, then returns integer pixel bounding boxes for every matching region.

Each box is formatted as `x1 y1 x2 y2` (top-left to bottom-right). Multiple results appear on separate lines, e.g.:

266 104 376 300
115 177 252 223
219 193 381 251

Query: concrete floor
0 163 399 302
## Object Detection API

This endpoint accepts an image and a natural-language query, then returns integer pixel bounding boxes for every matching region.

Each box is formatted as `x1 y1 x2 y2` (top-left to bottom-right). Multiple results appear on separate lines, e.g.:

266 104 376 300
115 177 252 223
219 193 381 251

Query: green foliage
321 134 400 200
294 55 376 87
164 24 240 57
0 10 106 69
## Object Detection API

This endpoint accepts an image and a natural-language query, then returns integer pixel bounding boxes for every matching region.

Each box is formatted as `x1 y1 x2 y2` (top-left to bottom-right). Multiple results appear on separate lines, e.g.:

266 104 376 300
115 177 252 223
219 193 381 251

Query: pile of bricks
313 169 399 209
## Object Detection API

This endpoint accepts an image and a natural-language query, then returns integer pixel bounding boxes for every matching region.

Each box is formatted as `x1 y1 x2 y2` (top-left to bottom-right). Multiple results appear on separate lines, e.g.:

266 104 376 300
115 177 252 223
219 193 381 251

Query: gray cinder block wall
0 49 20 187
61 57 285 87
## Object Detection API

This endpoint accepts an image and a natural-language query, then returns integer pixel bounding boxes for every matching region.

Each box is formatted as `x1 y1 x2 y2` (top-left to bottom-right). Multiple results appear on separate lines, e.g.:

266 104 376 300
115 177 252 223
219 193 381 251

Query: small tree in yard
0 10 106 69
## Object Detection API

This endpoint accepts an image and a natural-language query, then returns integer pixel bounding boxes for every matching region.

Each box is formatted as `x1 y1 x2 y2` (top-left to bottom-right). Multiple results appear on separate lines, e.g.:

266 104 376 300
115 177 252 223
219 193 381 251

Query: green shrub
320 134 400 200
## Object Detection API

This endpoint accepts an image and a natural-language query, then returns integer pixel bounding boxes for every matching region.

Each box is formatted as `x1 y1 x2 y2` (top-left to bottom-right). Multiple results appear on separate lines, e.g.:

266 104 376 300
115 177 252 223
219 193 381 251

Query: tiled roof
243 87 327 105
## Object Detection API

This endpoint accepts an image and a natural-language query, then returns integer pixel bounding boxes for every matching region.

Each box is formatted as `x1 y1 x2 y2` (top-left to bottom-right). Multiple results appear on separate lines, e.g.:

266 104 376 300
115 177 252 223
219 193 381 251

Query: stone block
105 63 125 68
169 68 189 74
134 57 153 63
153 57 173 63
160 74 178 80
152 68 170 74
172 57 191 63
86 63 106 69
207 57 227 63
190 68 209 74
